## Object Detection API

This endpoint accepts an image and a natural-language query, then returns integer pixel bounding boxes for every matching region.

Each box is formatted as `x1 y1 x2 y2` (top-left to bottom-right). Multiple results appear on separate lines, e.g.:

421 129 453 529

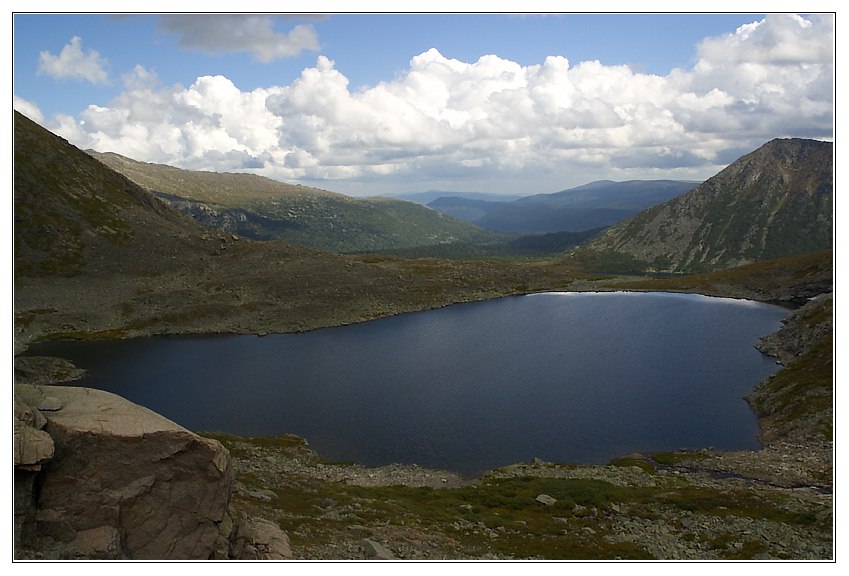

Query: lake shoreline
20 290 787 475
14 277 833 559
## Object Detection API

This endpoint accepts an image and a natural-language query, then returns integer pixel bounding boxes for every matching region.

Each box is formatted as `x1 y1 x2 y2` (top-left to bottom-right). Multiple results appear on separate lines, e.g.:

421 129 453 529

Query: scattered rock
535 494 557 506
233 515 293 560
246 488 277 502
360 539 396 560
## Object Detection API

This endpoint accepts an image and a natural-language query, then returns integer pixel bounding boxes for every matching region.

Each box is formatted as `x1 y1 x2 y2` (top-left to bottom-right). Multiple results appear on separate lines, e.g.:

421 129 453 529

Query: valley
12 110 834 560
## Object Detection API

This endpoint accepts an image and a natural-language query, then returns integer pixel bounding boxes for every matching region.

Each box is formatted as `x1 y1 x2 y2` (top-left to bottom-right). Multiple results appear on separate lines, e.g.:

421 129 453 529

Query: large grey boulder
15 384 235 559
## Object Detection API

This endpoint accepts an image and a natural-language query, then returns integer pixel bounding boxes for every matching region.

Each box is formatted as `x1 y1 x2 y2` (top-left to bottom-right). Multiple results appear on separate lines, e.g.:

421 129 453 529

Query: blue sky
15 13 769 118
11 8 836 196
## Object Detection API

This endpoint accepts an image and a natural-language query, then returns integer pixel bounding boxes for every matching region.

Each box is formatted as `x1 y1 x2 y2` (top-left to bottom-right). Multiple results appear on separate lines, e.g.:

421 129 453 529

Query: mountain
574 139 833 273
13 111 565 344
428 180 698 234
87 151 505 253
14 113 216 279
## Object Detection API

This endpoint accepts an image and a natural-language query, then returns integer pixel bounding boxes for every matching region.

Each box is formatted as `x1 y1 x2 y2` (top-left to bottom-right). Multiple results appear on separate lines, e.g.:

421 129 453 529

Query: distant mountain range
426 180 699 234
87 153 699 256
574 138 833 274
376 190 524 204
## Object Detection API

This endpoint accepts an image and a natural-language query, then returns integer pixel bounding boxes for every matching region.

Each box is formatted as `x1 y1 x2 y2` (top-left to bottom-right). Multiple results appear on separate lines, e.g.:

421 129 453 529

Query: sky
10 5 836 197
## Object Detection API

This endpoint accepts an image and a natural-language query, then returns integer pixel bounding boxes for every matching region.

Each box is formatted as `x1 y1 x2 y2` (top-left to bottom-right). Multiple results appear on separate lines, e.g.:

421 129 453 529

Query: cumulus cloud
159 15 319 62
13 96 45 124
695 13 833 66
46 14 833 194
61 66 285 169
37 36 109 84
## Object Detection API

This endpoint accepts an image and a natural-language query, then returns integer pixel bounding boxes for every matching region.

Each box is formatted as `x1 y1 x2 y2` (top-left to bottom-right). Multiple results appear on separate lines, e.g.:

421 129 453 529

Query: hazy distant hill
574 139 833 273
377 190 524 204
428 180 698 234
88 151 506 253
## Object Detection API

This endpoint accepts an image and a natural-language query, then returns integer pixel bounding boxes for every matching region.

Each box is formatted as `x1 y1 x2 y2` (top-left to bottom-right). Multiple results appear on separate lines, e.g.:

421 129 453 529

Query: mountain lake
26 292 789 477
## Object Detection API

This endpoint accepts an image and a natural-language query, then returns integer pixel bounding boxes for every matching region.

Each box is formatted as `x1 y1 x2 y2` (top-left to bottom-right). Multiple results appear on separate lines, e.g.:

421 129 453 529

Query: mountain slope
14 112 218 278
428 180 697 234
88 151 505 253
575 139 833 273
14 111 569 345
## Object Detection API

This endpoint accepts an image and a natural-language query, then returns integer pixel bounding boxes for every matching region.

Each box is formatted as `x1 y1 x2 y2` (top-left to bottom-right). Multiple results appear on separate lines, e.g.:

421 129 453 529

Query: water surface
28 292 787 476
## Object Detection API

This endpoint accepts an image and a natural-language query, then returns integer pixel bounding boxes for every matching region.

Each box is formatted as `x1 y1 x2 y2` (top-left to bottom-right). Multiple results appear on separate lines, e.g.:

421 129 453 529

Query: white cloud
695 14 832 67
45 14 833 195
37 36 109 85
13 96 45 124
159 15 319 62
55 66 284 171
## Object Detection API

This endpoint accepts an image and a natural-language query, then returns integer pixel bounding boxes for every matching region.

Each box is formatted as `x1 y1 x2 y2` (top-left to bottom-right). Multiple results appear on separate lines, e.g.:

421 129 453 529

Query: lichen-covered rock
15 384 234 559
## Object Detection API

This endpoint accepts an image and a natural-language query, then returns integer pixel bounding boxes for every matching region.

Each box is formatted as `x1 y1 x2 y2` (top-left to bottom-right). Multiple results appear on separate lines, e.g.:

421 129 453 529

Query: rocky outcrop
14 384 235 559
756 292 833 364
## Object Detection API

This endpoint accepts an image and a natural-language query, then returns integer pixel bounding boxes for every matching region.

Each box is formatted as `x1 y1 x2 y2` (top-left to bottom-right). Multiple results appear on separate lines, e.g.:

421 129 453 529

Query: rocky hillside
14 110 573 347
14 114 213 278
574 139 832 273
88 150 505 253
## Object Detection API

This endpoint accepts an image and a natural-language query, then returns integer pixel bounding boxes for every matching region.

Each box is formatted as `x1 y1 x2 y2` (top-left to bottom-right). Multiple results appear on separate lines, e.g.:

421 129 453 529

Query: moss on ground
207 433 832 560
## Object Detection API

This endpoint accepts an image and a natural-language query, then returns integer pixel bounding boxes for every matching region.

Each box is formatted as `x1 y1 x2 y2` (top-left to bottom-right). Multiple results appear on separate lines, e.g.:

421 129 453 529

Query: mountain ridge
87 150 506 253
428 180 698 234
573 138 833 273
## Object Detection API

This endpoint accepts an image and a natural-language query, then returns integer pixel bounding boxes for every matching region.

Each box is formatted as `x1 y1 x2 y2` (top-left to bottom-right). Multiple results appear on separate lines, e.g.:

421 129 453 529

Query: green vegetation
205 194 506 253
563 248 651 275
605 250 832 304
368 228 605 260
650 451 710 466
608 456 656 473
748 334 833 441
206 433 832 560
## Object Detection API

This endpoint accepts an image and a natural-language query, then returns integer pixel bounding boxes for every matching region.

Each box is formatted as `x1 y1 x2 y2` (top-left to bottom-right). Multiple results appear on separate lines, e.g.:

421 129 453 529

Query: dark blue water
26 292 787 477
